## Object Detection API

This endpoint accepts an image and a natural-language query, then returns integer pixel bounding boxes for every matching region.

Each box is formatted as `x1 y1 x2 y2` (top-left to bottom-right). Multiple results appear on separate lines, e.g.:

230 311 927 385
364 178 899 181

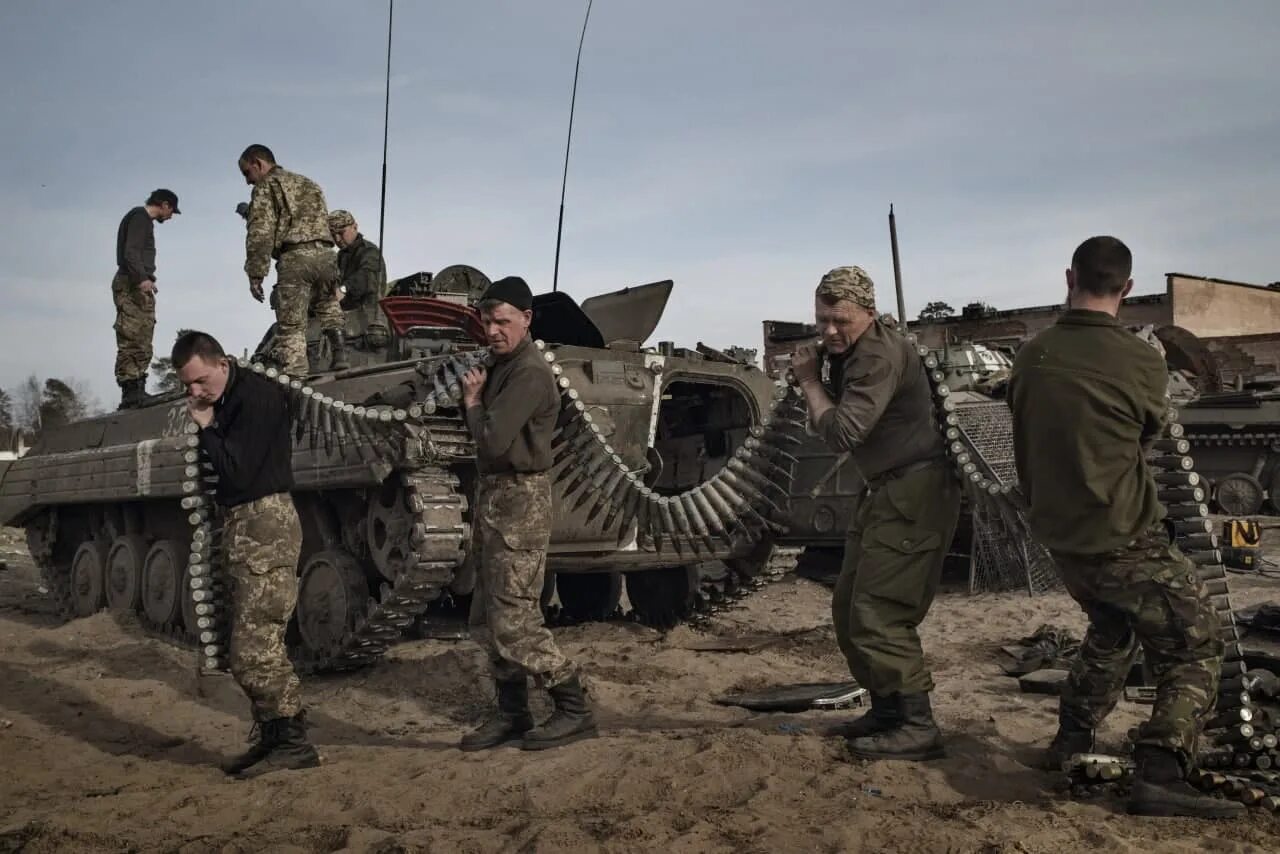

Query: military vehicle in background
0 269 799 672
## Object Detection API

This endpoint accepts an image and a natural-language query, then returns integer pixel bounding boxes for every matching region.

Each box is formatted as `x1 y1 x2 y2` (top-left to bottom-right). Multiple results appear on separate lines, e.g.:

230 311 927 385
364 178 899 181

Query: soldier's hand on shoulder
461 366 487 408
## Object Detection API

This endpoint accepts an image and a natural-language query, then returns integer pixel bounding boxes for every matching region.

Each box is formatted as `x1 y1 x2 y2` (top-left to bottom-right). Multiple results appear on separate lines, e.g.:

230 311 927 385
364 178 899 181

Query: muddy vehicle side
0 274 799 671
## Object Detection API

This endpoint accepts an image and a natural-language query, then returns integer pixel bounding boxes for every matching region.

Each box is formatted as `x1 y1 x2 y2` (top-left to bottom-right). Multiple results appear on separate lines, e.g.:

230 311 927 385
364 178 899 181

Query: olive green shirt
1009 309 1167 555
817 318 944 480
465 335 559 474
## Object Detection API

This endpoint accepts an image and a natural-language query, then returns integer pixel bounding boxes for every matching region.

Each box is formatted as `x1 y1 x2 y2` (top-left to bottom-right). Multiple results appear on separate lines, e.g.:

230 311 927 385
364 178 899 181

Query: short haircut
239 144 276 165
171 330 226 370
1071 236 1132 296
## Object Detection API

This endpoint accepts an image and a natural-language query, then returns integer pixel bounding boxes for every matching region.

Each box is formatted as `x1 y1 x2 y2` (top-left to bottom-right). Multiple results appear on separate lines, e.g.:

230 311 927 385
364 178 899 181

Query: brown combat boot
521 674 598 751
460 678 534 751
835 693 902 739
847 692 944 761
237 713 320 778
1127 746 1244 818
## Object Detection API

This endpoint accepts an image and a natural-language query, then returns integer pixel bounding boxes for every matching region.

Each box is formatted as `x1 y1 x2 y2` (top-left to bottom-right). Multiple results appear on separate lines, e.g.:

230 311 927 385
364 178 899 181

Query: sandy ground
2 525 1280 853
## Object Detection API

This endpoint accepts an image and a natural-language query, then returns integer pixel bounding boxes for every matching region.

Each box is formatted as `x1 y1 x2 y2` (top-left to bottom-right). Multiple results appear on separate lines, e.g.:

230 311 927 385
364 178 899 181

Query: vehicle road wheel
296 550 370 658
625 566 699 629
1215 472 1264 517
554 572 623 622
70 540 108 617
105 534 149 613
140 539 185 626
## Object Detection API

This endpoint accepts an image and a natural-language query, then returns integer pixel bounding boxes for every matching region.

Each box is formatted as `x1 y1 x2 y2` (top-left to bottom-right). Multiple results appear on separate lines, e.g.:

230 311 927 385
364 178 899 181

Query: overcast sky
1 1 1277 405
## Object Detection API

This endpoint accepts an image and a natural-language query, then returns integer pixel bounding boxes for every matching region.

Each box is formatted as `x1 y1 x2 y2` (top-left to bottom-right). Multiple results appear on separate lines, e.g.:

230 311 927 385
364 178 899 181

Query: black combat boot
237 713 320 778
221 719 276 775
460 678 534 752
1042 711 1095 771
1128 745 1244 818
325 329 350 372
836 693 902 739
847 692 944 761
521 674 599 751
118 378 157 410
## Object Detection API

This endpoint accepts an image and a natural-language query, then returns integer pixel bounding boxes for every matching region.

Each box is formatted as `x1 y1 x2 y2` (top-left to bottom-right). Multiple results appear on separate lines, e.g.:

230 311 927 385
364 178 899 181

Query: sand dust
1 523 1279 853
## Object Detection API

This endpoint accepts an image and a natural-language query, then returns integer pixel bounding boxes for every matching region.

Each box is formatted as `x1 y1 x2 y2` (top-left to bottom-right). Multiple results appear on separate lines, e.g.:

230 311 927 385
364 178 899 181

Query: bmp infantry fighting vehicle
0 270 803 672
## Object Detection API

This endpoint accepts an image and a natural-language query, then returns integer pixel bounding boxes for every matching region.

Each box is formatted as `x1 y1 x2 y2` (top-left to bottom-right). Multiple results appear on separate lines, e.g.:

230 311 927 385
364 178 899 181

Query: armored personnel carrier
0 270 802 672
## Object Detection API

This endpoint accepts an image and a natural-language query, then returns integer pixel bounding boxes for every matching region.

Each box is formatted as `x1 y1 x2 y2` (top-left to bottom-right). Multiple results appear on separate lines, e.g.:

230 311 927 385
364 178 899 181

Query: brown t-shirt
465 335 559 474
817 319 944 479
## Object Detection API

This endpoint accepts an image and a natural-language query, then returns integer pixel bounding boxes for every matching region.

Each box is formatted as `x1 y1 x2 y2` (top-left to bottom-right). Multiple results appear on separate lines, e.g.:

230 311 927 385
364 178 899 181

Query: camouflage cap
327 209 356 230
815 266 876 310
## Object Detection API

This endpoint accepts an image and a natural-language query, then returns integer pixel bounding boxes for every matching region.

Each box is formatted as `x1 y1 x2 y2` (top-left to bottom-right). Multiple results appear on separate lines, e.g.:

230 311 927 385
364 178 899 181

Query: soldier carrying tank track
173 330 320 778
1009 236 1240 818
791 266 960 762
459 276 598 752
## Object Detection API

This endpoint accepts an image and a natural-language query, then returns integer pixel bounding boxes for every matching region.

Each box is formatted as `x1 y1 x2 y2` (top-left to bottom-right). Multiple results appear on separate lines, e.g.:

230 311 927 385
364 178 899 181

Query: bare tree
0 387 12 430
13 375 42 433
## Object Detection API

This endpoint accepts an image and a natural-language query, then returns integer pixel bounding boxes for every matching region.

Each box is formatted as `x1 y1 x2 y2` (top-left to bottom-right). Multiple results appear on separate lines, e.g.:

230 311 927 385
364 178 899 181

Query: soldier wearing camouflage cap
792 265 959 762
328 210 389 358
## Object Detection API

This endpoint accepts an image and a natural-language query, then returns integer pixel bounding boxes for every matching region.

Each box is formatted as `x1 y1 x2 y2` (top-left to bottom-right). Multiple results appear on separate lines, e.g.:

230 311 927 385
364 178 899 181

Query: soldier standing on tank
1009 237 1239 818
172 329 320 779
791 266 960 762
458 276 598 752
238 144 348 375
113 189 179 409
328 210 390 356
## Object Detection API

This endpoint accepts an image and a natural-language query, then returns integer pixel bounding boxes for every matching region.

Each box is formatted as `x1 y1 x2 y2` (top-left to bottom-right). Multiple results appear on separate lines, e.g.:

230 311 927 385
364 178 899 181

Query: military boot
1127 745 1244 818
521 674 598 751
460 678 534 752
237 713 320 779
835 693 902 739
847 692 944 761
118 378 158 410
221 719 276 775
1042 712 1095 771
325 329 350 372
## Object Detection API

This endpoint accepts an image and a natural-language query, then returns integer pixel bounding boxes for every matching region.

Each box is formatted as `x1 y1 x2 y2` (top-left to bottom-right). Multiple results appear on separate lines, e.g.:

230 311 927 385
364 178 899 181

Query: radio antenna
552 0 594 292
377 0 394 255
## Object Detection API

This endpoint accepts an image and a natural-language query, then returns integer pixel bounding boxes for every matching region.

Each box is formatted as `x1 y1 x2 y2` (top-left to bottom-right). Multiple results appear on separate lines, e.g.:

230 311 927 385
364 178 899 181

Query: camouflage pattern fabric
225 493 304 722
243 165 333 280
270 247 342 376
468 472 575 687
816 265 877 310
1053 524 1222 758
111 273 155 383
832 464 961 694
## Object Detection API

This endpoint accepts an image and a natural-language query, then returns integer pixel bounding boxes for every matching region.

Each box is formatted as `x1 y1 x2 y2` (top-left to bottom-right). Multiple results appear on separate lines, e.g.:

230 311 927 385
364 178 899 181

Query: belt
279 239 332 254
864 457 945 492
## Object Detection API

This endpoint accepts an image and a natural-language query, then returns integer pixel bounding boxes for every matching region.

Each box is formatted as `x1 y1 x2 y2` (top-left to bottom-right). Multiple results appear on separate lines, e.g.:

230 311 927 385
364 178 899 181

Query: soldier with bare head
173 330 319 778
792 266 960 762
238 144 347 375
458 276 598 752
113 189 179 409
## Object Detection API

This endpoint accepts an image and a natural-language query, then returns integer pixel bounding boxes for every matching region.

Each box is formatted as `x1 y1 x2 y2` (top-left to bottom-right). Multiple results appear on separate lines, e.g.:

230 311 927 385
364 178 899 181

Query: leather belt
864 457 945 493
279 239 332 253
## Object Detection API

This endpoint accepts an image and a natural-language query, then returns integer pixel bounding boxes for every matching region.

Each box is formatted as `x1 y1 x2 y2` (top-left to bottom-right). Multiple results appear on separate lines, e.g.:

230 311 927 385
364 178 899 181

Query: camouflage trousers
1053 524 1223 758
225 493 304 722
270 247 342 376
468 472 575 687
832 463 961 695
111 273 155 383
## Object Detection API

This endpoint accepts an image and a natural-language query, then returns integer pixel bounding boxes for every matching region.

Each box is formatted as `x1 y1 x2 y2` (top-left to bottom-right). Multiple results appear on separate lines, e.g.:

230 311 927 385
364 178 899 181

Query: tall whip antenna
552 0 594 292
377 0 394 254
889 204 907 328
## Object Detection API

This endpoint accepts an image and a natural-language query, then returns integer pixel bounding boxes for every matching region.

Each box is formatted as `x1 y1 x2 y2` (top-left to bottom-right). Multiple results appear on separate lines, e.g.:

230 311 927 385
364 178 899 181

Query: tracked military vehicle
0 271 803 672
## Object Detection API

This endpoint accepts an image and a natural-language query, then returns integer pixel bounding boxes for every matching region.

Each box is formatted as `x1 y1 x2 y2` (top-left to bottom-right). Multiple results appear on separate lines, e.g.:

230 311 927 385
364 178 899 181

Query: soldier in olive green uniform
1010 236 1238 819
459 276 597 752
793 266 960 761
238 144 347 376
328 210 390 356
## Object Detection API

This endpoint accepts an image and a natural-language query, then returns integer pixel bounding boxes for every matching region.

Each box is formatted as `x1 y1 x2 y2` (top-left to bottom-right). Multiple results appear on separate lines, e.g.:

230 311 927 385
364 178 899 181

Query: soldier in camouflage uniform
792 266 959 762
173 330 319 779
113 189 179 409
459 276 597 752
238 144 348 376
1010 236 1239 818
328 210 390 357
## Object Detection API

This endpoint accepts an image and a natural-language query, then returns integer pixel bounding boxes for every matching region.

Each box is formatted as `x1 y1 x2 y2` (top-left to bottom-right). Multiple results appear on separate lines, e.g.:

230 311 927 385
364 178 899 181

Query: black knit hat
481 276 533 311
